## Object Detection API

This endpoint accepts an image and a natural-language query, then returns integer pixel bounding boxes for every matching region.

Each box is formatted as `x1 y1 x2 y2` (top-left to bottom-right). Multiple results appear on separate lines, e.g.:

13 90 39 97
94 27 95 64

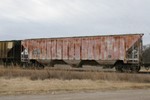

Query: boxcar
0 40 21 66
21 34 143 72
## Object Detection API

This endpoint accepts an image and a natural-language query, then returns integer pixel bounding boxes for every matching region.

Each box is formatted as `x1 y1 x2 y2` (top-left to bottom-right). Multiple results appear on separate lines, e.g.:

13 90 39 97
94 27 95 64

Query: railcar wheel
145 66 150 70
22 62 29 69
115 65 123 72
3 62 7 67
34 62 44 70
131 66 140 73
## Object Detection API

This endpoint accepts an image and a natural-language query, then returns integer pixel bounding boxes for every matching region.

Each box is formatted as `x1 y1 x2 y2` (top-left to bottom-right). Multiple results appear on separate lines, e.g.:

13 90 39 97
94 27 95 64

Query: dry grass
0 78 150 95
0 67 149 95
0 67 149 83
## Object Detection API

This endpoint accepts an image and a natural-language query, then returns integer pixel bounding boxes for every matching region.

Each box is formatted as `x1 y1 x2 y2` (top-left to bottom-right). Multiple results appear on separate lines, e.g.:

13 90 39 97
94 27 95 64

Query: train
0 33 149 72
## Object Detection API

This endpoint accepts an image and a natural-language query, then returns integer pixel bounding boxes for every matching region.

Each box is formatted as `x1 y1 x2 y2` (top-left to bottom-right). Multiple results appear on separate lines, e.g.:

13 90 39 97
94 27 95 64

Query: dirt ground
0 89 149 100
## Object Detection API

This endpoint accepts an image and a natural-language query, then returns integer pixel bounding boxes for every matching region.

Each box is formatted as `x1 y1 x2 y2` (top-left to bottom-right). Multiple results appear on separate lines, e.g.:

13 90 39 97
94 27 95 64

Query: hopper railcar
21 34 144 72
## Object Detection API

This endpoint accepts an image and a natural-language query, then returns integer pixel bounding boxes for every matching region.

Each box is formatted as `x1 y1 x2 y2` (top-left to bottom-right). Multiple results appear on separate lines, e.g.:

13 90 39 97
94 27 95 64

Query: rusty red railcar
21 34 143 72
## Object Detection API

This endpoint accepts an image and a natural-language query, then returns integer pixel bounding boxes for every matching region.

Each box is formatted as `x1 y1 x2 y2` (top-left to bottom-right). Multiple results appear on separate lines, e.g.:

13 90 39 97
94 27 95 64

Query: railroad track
44 67 150 74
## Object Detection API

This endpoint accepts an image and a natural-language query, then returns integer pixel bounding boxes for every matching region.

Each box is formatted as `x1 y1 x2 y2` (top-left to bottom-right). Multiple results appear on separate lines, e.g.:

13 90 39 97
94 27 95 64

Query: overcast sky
0 0 150 44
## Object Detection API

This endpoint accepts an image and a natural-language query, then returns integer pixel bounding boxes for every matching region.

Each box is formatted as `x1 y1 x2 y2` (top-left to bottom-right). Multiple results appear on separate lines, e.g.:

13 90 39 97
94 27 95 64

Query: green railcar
143 46 150 70
0 40 21 66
